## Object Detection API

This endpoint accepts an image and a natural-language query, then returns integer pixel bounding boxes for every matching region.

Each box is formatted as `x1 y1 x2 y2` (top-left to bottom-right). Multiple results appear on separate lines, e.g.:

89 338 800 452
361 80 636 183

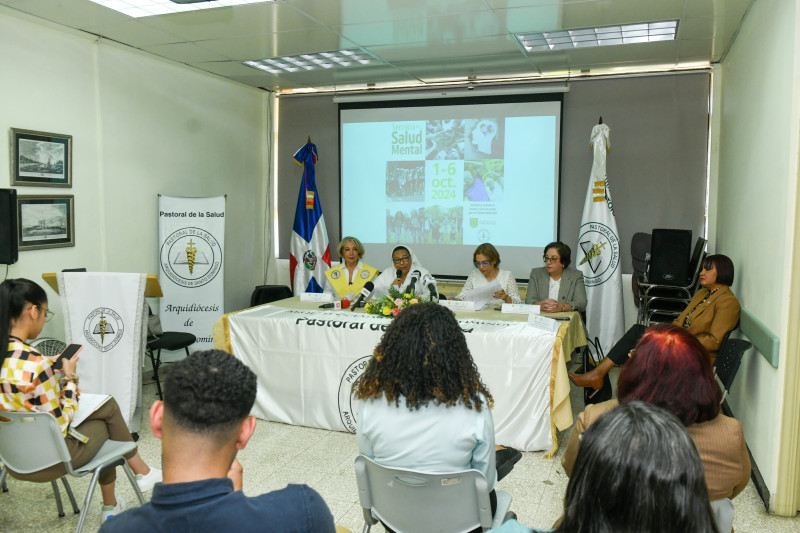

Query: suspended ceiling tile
85 20 184 47
397 53 539 81
3 0 130 29
337 11 507 48
199 30 358 61
286 0 492 26
270 63 415 86
142 41 231 63
368 35 521 63
189 60 268 78
138 2 321 42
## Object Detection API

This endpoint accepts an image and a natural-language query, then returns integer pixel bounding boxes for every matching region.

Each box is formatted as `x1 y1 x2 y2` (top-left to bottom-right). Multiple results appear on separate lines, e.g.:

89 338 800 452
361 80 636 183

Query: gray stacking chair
0 411 145 533
354 454 513 532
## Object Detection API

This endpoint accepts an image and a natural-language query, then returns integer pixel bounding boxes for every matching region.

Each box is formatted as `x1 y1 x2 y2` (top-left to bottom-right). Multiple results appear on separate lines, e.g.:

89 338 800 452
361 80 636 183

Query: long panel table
213 298 586 455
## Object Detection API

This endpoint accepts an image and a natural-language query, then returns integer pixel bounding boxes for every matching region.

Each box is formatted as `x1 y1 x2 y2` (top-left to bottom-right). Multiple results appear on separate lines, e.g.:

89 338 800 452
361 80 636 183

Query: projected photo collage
384 119 504 245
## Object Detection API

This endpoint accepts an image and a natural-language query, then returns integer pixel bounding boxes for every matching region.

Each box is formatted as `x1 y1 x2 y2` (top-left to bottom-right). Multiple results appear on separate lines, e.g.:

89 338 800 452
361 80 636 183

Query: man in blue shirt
100 350 335 532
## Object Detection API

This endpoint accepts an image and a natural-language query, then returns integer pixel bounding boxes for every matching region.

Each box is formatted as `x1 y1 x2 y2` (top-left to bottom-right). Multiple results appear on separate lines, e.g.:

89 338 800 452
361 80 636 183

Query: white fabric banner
576 124 625 360
158 196 225 350
58 272 147 427
228 305 557 451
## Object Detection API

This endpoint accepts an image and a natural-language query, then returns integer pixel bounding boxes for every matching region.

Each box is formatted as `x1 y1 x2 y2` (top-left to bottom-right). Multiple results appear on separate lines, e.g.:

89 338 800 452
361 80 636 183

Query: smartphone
51 344 83 371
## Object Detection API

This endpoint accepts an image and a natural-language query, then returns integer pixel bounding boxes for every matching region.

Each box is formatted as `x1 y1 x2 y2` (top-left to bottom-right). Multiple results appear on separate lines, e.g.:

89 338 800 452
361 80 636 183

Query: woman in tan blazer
562 324 751 501
571 254 740 395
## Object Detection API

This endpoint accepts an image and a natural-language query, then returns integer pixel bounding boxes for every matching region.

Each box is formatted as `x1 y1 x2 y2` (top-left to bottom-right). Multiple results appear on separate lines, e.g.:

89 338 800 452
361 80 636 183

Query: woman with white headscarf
371 245 437 300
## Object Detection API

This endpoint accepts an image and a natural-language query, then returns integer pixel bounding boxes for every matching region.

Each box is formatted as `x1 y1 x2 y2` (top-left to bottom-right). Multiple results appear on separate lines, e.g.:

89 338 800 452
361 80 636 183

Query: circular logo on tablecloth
338 356 371 433
160 227 221 288
83 307 124 352
577 222 620 287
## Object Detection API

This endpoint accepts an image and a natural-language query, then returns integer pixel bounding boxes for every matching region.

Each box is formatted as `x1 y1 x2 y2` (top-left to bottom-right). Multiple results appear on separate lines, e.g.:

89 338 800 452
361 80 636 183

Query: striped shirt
1 338 79 436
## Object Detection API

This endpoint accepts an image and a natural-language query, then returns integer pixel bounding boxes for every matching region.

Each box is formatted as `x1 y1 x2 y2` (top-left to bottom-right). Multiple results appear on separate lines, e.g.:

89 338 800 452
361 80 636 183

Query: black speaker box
0 189 18 265
649 229 692 285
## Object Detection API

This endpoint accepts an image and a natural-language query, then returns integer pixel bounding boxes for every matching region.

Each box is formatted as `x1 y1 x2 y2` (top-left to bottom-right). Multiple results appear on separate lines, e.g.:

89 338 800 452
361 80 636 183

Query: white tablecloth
223 302 565 452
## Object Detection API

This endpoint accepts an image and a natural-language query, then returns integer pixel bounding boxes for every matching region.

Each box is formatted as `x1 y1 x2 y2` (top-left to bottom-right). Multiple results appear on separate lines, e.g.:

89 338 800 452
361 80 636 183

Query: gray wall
277 73 709 275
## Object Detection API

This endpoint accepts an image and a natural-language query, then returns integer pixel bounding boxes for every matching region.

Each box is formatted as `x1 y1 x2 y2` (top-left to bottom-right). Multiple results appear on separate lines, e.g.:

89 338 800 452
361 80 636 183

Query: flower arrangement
364 286 426 317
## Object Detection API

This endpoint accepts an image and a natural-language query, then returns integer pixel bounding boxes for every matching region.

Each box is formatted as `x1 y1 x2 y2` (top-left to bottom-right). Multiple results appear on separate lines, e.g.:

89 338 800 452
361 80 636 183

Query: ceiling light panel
244 50 378 75
87 0 273 18
516 20 678 52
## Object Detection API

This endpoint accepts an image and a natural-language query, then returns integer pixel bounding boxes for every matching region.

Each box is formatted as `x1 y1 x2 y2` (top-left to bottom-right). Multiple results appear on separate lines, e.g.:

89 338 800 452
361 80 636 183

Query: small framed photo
16 195 75 251
9 128 72 187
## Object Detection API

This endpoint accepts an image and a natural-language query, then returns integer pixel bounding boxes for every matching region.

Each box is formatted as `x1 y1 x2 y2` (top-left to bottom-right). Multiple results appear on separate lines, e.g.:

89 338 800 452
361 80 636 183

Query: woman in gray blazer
525 241 587 313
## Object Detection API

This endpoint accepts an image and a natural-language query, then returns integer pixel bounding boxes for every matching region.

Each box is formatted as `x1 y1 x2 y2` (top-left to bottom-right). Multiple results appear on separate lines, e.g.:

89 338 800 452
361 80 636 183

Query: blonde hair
337 236 365 259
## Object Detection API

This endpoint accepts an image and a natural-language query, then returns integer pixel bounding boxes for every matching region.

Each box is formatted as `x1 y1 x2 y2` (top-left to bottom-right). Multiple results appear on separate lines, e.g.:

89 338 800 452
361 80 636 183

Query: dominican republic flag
290 141 330 294
576 123 624 362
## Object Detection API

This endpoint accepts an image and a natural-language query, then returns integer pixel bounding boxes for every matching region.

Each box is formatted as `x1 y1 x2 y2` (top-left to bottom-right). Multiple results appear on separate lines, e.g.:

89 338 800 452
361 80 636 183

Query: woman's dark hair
544 241 571 268
703 254 734 286
558 401 718 533
473 243 500 266
353 303 493 411
392 246 410 256
0 278 48 365
617 324 721 426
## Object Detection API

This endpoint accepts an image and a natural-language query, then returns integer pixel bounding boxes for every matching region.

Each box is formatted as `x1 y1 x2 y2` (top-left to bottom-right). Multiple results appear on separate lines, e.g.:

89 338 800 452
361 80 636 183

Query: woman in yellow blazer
323 236 378 301
570 254 740 395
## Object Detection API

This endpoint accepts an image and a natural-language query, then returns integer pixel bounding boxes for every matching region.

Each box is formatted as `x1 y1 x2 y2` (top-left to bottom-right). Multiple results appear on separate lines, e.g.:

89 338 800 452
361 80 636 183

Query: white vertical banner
158 196 225 350
576 123 624 360
57 272 147 428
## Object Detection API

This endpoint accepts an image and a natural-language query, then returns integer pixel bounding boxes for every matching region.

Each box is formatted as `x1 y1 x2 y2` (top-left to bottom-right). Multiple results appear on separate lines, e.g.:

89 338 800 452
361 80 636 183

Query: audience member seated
562 325 750 501
456 242 522 305
0 278 161 522
570 254 740 395
323 236 378 301
99 350 335 532
525 242 587 313
354 303 521 517
370 245 437 299
490 402 720 533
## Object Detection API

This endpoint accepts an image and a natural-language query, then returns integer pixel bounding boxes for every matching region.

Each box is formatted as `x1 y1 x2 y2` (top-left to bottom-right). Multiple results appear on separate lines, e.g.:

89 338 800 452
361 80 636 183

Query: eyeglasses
473 260 492 267
37 306 54 322
392 256 411 265
543 256 561 264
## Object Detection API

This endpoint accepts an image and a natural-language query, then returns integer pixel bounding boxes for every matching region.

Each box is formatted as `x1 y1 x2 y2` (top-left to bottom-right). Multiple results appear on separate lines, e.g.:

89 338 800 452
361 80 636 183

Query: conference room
1 0 799 531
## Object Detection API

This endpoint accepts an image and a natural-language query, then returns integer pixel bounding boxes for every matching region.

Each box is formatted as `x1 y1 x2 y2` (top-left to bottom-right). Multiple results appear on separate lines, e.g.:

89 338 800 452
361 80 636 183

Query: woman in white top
355 303 520 517
371 245 436 299
457 243 521 304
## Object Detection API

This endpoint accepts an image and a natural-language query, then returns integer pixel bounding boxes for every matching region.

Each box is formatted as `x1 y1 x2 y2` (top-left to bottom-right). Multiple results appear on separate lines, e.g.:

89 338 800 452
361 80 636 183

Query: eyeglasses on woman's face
392 255 411 265
36 305 54 322
543 256 560 264
473 260 492 267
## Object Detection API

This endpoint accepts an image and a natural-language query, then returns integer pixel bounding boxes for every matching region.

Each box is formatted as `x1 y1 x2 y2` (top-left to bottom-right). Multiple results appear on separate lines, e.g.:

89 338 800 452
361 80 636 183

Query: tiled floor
1 370 799 533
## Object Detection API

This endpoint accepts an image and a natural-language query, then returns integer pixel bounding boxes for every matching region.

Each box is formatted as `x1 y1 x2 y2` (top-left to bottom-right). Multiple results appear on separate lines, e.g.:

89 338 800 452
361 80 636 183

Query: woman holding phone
0 278 161 522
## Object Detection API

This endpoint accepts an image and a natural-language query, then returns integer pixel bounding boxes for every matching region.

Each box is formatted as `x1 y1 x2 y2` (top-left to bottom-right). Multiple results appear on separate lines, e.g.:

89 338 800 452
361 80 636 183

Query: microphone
395 269 402 279
350 281 375 311
319 299 351 310
423 275 439 303
403 270 420 294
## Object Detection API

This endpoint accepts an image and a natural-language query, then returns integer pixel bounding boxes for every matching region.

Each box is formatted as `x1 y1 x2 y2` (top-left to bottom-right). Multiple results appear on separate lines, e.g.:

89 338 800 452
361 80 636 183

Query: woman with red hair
561 324 750 501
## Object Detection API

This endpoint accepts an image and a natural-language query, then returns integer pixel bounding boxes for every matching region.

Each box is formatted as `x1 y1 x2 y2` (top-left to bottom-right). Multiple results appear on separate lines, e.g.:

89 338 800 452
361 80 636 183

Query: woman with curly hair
354 303 520 515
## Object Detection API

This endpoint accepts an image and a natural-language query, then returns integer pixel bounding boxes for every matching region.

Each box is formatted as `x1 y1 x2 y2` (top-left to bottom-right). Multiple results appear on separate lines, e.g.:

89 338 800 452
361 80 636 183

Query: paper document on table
459 280 502 310
71 393 112 428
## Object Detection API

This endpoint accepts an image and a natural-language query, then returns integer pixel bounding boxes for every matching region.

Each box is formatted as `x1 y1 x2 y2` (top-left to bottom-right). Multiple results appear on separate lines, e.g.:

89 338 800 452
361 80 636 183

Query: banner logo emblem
303 250 318 270
338 356 370 433
578 222 620 287
83 307 124 352
160 227 222 288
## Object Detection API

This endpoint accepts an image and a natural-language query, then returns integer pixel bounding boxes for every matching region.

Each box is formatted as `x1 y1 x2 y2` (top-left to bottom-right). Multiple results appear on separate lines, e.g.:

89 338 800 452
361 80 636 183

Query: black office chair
146 332 196 400
714 329 751 404
250 285 292 307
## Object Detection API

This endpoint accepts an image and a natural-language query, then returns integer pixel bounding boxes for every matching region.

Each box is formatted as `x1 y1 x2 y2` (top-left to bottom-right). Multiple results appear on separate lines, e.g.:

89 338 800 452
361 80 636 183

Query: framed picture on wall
16 195 75 251
9 128 72 187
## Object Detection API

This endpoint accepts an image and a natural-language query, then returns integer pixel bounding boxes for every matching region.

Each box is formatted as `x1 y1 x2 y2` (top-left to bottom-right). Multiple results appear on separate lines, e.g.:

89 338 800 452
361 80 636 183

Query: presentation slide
340 99 561 280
